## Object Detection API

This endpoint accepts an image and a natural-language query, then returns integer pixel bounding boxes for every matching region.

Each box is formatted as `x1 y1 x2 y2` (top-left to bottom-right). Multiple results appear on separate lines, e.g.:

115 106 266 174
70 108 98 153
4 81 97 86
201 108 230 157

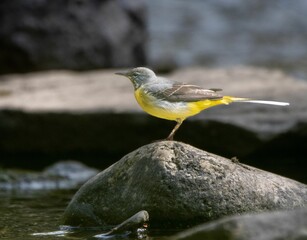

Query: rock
0 0 146 74
0 67 304 135
0 67 306 183
173 208 307 240
0 161 98 190
62 141 307 228
94 210 149 238
243 122 307 183
44 160 99 184
148 0 307 79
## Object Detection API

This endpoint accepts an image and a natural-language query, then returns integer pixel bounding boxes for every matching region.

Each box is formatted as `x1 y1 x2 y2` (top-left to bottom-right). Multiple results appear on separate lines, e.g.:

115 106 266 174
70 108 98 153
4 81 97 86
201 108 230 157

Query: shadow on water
0 189 179 239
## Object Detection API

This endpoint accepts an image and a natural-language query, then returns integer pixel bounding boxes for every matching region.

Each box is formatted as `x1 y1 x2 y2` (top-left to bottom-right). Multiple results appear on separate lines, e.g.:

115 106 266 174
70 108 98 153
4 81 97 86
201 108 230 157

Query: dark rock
62 141 307 228
173 208 307 240
0 0 146 74
244 122 307 183
0 160 98 190
94 210 149 237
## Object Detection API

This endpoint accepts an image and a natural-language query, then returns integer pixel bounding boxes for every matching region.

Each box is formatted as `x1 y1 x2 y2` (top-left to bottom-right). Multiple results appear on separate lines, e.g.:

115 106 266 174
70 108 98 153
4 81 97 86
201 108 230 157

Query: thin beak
115 71 129 76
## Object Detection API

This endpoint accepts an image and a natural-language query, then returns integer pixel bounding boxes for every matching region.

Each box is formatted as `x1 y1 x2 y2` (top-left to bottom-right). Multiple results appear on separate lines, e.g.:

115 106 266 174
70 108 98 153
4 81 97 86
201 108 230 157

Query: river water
0 189 178 239
0 190 72 239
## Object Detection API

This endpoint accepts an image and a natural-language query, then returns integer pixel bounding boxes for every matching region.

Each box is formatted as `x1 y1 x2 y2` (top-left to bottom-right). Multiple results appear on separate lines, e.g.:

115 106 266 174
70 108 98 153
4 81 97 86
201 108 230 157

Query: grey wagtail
116 67 289 140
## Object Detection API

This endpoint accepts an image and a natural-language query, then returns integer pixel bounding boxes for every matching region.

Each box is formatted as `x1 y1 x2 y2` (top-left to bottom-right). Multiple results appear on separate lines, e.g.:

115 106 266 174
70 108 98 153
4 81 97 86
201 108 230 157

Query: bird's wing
153 83 223 102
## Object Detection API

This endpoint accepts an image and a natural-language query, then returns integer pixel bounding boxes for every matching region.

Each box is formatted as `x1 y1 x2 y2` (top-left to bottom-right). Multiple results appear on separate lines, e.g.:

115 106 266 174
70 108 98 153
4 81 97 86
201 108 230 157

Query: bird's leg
166 119 183 140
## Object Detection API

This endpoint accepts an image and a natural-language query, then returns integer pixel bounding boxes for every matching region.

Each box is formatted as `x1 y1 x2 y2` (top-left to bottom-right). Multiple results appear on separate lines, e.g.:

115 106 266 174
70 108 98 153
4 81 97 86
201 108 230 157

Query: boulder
62 141 307 228
173 208 307 240
0 0 146 74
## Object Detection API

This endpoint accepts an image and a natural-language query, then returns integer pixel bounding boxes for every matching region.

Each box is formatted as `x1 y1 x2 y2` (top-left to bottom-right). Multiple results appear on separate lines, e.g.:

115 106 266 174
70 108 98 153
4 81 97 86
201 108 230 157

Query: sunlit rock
63 141 307 227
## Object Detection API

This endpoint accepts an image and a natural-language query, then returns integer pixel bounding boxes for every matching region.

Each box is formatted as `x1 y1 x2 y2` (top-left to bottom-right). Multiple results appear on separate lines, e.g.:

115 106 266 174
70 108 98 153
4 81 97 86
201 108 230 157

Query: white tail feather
240 100 289 106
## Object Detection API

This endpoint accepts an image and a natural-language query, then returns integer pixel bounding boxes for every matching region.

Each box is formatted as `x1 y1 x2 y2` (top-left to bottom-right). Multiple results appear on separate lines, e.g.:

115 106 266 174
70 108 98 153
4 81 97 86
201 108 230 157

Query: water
0 189 72 239
0 189 178 239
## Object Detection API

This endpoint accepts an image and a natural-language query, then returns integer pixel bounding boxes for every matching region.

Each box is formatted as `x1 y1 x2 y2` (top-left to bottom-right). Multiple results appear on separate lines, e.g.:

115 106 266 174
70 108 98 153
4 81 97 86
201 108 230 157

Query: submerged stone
173 208 307 240
94 210 149 238
0 161 98 190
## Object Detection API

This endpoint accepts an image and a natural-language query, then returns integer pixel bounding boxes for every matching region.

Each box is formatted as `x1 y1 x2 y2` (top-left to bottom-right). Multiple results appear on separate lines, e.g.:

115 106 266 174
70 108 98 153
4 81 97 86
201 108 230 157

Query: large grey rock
62 141 307 227
174 208 307 240
148 0 307 79
0 0 146 74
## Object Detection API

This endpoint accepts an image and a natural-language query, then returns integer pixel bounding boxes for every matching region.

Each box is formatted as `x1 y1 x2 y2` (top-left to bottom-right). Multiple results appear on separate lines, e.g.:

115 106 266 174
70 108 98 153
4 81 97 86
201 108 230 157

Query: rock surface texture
62 141 307 228
174 208 307 240
0 0 146 74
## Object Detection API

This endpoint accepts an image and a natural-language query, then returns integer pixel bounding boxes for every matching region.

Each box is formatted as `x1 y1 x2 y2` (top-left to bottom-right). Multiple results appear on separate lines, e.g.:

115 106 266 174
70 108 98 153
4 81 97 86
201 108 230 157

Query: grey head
115 67 156 89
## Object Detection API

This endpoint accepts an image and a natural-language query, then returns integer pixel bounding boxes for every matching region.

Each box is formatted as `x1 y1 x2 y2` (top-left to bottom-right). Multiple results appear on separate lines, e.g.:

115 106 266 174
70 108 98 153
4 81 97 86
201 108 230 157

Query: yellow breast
134 88 194 121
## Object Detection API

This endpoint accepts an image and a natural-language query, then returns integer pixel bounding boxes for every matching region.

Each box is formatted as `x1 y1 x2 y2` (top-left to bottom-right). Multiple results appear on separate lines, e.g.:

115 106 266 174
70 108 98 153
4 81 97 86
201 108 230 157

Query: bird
116 67 289 140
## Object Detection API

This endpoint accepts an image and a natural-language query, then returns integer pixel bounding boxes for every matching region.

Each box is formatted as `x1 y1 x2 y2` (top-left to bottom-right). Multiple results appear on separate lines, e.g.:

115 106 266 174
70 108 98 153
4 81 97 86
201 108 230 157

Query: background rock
0 0 146 74
0 67 306 183
1 1 307 79
62 141 307 227
0 160 98 190
174 208 307 240
0 67 303 135
148 0 307 79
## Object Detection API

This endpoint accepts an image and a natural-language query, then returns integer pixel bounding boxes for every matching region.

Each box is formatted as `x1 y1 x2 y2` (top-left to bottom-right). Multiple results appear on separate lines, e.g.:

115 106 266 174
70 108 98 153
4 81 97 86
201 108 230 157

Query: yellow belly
134 88 188 120
134 88 230 121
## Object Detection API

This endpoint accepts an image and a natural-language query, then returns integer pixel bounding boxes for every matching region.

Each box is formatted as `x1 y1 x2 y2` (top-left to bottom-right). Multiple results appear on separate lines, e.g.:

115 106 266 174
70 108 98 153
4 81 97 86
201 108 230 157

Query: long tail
223 96 289 106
